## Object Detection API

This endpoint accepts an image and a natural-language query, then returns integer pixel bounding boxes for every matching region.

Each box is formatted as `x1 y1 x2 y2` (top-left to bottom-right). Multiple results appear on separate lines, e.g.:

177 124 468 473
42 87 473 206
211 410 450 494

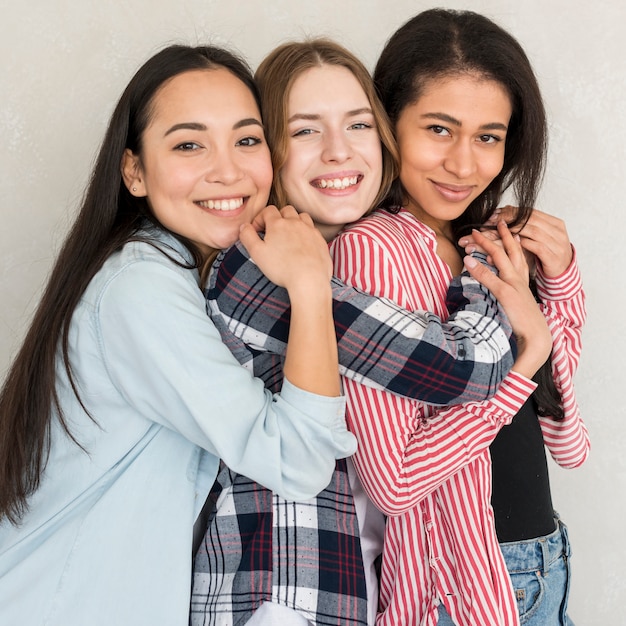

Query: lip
431 180 475 203
195 195 249 216
310 171 363 195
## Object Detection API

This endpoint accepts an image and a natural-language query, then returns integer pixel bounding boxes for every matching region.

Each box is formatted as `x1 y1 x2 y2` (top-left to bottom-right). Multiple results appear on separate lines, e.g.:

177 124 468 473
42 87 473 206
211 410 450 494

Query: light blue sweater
0 229 353 625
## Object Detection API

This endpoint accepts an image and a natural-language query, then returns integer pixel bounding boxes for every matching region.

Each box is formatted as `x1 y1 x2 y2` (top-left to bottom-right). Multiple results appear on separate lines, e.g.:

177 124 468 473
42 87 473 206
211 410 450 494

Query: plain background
1 0 624 622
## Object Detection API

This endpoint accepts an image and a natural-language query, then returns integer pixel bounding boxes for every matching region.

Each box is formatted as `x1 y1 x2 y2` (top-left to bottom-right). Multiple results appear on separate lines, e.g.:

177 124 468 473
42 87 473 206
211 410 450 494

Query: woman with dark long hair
364 8 589 624
0 44 358 626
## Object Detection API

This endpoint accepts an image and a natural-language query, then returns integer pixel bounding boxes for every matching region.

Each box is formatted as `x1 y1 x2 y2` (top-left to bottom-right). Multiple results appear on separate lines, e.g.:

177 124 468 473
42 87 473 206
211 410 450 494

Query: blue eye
292 128 316 137
349 122 373 130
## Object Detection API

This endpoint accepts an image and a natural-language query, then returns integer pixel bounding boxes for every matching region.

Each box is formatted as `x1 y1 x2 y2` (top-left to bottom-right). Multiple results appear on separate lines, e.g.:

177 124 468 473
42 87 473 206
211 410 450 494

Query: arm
97 248 354 502
461 207 590 467
344 372 536 515
239 206 340 397
207 242 515 406
332 222 540 515
536 252 590 468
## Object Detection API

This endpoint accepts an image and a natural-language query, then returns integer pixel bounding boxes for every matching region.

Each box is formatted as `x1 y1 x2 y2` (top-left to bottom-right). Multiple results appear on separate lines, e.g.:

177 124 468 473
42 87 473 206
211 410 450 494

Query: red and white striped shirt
330 208 588 626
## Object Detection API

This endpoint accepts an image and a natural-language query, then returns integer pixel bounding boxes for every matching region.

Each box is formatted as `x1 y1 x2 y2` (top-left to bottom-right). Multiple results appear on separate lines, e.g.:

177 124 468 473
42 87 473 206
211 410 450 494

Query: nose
321 129 352 164
205 146 244 185
443 140 477 179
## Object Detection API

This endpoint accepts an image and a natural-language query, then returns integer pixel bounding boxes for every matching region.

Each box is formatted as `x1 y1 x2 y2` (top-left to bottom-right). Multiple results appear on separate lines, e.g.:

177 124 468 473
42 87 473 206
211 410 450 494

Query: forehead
149 68 259 123
411 73 512 119
289 64 369 108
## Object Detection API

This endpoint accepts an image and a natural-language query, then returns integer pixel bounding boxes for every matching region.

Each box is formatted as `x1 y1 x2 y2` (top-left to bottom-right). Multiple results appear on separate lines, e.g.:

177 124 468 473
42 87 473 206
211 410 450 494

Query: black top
490 398 556 542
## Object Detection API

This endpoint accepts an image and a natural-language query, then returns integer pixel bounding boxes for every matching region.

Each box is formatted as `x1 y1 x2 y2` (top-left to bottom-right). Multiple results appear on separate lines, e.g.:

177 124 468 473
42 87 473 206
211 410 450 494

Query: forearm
347 372 535 515
283 280 340 396
208 242 514 406
536 249 586 373
538 292 590 468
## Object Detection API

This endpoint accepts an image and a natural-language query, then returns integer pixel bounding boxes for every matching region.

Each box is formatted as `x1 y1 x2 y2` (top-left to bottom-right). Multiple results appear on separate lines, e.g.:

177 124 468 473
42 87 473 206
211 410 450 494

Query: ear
121 149 147 196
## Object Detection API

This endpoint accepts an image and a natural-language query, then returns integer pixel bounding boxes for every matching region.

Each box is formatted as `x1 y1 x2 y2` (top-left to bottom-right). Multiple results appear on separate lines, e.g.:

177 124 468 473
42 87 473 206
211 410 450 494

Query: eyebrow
288 107 374 123
421 112 508 131
164 118 263 136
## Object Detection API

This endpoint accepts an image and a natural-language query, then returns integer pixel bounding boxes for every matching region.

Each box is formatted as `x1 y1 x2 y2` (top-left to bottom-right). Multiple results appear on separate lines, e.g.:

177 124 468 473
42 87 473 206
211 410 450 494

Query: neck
316 221 345 242
403 203 453 241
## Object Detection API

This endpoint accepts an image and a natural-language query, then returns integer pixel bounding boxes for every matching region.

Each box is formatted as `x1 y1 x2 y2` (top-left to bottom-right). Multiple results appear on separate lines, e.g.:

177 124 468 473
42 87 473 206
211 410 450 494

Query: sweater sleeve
208 239 515 406
535 250 590 468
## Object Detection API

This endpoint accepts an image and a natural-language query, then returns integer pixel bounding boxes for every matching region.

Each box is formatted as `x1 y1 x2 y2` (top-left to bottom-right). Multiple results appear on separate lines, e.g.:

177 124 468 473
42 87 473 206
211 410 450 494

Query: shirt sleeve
329 226 535 515
343 372 536 516
535 249 590 468
95 256 355 501
208 240 515 406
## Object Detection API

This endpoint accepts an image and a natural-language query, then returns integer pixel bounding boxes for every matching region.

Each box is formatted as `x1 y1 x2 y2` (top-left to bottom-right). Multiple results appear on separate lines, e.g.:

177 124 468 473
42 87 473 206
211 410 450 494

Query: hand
239 205 333 294
499 206 573 277
463 221 552 378
242 206 341 397
459 206 573 278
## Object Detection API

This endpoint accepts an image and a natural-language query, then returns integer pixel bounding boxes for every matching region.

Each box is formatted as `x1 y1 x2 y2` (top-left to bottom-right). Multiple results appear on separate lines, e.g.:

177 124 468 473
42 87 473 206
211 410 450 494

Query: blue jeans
499 515 574 625
437 516 574 626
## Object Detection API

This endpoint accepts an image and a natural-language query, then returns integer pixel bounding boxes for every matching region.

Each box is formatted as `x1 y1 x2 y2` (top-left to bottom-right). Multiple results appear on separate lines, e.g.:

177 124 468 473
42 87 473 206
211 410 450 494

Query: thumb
464 255 498 291
239 223 262 257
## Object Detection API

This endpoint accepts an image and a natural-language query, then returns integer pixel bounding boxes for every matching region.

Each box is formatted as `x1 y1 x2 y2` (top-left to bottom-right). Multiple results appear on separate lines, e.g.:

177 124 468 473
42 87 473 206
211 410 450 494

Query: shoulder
82 235 202 320
336 208 429 247
332 209 433 263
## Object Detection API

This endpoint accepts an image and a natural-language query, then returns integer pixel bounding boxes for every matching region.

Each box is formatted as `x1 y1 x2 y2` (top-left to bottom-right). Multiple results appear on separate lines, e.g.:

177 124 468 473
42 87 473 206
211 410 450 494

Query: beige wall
1 0 624 620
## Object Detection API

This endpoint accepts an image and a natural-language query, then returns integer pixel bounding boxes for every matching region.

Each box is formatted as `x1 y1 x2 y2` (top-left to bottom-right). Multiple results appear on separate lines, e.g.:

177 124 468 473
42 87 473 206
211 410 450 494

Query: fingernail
458 238 468 245
464 255 477 268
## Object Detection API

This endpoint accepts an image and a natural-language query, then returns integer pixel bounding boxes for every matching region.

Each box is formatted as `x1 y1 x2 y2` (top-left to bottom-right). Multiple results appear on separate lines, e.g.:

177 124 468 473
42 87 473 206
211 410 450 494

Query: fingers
463 254 500 290
239 220 265 256
516 210 572 277
250 205 280 232
249 204 315 233
470 223 528 282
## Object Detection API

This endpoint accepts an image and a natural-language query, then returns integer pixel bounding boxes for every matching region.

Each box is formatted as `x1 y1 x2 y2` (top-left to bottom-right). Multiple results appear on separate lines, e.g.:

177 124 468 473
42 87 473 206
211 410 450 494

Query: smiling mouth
311 175 361 190
196 197 245 211
432 181 475 201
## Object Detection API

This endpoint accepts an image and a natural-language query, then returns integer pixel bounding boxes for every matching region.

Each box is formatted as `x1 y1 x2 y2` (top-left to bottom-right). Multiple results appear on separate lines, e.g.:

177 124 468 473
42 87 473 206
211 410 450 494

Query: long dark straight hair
0 44 261 525
374 9 563 419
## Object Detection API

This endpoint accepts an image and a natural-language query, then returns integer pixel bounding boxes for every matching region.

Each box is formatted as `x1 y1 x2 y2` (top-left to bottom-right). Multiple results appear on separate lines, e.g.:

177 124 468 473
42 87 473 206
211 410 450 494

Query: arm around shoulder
95 254 353 500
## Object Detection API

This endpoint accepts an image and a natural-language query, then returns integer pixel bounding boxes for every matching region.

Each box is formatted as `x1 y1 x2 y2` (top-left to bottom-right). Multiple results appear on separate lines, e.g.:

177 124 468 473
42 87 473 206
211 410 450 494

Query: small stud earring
132 186 137 192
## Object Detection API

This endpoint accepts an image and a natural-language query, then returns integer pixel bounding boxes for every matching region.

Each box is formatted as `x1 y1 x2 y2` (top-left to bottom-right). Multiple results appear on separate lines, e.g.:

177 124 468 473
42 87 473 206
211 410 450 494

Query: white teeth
317 176 359 190
199 198 244 211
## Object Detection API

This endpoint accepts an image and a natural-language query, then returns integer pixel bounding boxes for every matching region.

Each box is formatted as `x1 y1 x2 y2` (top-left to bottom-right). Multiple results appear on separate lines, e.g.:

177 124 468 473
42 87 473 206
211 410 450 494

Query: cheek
259 163 274 195
149 160 197 197
281 148 310 187
481 151 506 183
250 154 274 197
367 141 384 180
398 138 433 174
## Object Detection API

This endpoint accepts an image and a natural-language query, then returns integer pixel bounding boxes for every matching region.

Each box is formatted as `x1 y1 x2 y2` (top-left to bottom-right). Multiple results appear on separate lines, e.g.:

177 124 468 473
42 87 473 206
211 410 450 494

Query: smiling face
280 64 383 241
395 73 512 236
122 68 273 257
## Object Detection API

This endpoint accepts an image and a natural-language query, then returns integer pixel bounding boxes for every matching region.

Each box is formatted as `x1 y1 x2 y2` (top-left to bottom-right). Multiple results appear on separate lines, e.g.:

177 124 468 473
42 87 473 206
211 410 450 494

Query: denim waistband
498 515 571 575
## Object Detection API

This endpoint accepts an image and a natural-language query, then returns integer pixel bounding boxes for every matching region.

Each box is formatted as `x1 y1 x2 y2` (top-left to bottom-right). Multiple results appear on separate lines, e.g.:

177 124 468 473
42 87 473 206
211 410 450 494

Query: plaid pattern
191 461 368 626
191 240 516 625
206 242 515 407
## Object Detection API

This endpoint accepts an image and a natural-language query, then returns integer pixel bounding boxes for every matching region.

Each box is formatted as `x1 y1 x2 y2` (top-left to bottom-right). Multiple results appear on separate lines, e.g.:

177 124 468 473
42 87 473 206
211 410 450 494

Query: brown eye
236 136 263 147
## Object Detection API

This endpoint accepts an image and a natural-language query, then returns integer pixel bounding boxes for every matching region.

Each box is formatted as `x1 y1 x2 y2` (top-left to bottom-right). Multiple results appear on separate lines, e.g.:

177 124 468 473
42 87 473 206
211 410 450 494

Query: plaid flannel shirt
190 241 516 626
